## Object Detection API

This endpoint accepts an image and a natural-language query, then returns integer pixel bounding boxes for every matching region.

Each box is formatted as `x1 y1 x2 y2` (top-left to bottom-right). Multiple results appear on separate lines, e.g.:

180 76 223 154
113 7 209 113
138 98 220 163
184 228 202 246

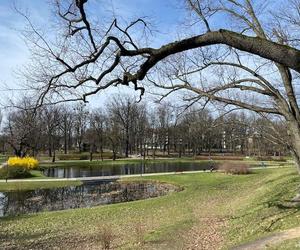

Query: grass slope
0 167 299 249
0 180 82 191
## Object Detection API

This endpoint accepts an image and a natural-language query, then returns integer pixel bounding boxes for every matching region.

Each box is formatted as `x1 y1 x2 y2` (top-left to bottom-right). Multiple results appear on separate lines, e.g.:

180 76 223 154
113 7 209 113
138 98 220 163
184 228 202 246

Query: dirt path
233 226 300 250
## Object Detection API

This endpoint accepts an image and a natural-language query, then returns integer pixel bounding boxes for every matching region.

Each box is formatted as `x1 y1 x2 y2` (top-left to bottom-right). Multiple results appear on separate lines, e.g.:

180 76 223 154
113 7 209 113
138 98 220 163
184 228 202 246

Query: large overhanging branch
28 0 300 108
42 29 300 103
126 30 300 81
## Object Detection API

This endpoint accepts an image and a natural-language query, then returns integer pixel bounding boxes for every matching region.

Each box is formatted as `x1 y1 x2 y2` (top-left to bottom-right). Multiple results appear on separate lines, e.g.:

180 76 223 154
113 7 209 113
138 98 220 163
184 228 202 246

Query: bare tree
73 104 89 153
91 110 106 161
60 106 74 154
19 0 300 170
107 95 140 157
4 99 42 156
41 106 62 162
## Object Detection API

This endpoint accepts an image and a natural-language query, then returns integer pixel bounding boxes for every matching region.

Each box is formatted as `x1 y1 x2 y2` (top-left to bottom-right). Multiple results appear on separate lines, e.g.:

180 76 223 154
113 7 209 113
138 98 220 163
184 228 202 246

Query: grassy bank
0 167 299 249
39 157 290 169
39 157 210 167
0 180 82 191
0 168 48 180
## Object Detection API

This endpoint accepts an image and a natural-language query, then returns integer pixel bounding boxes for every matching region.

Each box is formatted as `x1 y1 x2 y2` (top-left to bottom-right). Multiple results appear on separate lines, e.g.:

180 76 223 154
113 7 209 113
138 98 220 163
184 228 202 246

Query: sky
0 0 277 110
0 0 189 107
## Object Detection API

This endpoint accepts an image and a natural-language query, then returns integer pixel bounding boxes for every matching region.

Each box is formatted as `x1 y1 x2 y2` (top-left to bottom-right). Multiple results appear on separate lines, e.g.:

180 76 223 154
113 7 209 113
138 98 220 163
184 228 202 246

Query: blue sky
0 0 244 107
0 0 184 92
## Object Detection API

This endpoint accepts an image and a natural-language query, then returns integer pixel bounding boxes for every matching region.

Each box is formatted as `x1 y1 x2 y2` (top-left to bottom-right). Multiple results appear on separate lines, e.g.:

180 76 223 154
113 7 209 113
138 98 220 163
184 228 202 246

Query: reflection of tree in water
0 182 179 217
0 192 7 217
44 162 211 178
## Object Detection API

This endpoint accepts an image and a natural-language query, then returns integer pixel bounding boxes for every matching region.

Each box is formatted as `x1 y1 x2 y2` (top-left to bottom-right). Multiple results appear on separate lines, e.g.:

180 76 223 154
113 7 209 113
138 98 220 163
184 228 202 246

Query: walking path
0 165 291 183
233 226 300 249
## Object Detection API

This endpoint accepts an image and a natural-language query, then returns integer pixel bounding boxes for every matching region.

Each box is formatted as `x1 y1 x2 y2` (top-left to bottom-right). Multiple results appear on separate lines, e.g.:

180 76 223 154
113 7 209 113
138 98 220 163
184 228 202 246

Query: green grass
0 180 82 191
225 169 300 247
39 157 290 170
1 166 300 249
29 170 48 178
0 168 48 180
39 157 213 168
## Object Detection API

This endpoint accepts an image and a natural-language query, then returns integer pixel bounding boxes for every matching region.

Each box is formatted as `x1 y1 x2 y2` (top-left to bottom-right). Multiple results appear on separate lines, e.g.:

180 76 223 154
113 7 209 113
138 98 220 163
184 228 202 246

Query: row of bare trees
0 95 288 161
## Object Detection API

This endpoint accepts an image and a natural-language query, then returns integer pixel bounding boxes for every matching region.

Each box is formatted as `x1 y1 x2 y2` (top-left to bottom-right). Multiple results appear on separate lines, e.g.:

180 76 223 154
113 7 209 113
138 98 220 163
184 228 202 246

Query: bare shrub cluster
219 163 251 175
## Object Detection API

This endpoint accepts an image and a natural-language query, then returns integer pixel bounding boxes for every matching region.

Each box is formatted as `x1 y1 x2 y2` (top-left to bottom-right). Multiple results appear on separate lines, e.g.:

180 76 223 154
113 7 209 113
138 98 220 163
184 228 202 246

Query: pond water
0 180 181 217
43 161 215 178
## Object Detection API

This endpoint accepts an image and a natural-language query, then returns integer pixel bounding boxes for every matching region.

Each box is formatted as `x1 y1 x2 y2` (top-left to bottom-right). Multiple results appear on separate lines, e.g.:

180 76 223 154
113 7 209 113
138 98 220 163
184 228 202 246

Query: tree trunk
14 148 22 157
125 138 129 158
112 150 116 161
64 132 67 154
287 120 300 172
48 136 52 157
64 116 68 154
52 149 56 163
100 145 103 161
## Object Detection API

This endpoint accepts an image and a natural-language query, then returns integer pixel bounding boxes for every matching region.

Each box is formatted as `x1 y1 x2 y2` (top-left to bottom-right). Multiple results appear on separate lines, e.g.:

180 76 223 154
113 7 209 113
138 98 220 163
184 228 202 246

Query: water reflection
0 181 180 217
44 162 214 178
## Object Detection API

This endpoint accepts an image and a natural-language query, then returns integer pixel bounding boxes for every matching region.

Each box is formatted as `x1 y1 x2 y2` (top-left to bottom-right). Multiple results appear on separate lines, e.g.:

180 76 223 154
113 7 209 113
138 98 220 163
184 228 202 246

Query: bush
79 154 89 160
7 156 39 170
1 156 40 179
219 163 251 175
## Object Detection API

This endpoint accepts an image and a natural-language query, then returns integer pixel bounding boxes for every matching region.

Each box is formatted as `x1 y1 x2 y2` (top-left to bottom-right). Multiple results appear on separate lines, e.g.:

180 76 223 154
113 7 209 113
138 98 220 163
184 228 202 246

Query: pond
0 180 181 217
43 161 215 178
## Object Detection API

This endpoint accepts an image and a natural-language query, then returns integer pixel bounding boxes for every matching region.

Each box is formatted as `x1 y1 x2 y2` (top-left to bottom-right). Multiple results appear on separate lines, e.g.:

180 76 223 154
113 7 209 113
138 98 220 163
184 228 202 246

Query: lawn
39 157 290 169
0 166 300 249
0 180 82 192
39 157 212 167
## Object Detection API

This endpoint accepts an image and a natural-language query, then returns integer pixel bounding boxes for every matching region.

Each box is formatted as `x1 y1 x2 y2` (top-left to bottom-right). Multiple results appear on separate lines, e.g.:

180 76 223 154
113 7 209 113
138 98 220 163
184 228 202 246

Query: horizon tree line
0 95 288 161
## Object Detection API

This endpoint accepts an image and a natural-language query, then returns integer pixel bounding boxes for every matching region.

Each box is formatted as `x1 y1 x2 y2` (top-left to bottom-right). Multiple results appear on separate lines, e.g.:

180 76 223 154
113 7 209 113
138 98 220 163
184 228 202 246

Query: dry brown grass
218 162 251 175
133 220 147 246
97 225 116 249
195 156 244 161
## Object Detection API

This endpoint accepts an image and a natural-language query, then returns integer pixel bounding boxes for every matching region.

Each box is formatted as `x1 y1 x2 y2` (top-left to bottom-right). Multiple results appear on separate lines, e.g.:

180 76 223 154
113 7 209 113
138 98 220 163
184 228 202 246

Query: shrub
1 156 39 179
7 156 39 170
219 162 251 175
79 154 89 160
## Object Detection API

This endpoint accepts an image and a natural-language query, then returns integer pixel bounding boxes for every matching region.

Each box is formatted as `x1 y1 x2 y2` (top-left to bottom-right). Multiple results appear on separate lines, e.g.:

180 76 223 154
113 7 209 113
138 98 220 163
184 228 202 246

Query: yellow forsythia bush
7 156 39 170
